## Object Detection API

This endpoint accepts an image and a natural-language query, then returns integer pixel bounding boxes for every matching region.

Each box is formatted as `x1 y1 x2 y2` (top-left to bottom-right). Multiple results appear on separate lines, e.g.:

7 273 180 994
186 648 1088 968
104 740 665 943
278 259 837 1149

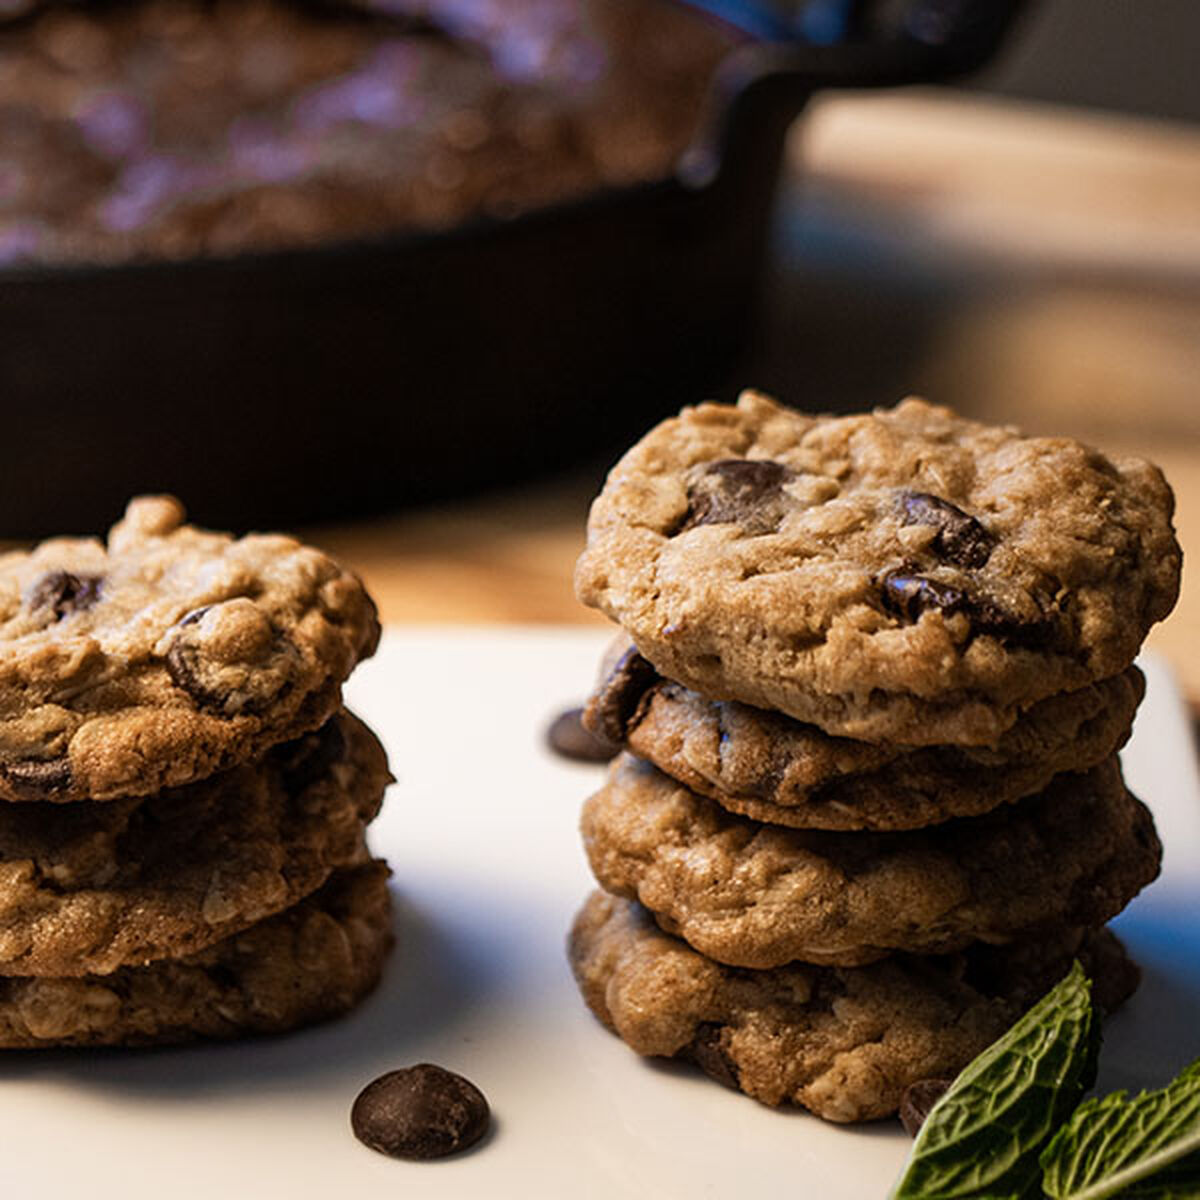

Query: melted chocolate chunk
688 1023 740 1091
880 570 968 623
585 645 661 744
163 606 213 692
969 597 1057 649
176 605 211 627
897 492 996 568
675 458 795 535
352 1064 490 1160
274 718 348 791
29 571 103 619
899 1078 953 1137
0 758 72 798
545 707 621 763
165 637 223 711
164 603 298 716
881 569 1055 648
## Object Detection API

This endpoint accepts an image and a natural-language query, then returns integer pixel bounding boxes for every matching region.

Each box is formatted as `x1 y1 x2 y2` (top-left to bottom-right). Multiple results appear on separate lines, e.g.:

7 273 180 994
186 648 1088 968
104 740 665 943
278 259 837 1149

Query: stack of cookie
0 496 390 1048
569 393 1180 1123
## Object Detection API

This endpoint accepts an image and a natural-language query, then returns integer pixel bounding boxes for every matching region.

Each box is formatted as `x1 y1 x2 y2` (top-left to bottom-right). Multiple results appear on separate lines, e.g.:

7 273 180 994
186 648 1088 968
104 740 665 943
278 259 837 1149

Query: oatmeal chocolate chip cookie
569 890 1138 1123
0 711 390 977
582 754 1160 968
574 393 1180 746
0 495 380 803
587 639 1145 830
0 861 392 1048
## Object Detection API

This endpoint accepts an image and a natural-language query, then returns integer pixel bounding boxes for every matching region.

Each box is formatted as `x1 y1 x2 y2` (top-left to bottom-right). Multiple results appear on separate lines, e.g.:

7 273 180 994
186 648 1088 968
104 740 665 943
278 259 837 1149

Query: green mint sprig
1040 1057 1200 1200
891 961 1099 1200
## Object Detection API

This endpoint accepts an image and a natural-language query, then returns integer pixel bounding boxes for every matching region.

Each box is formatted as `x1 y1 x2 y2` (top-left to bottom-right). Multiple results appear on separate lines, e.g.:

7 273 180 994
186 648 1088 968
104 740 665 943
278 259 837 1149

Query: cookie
0 861 392 1048
586 640 1145 830
574 393 1180 745
0 495 380 803
582 753 1160 968
0 710 390 977
569 890 1139 1122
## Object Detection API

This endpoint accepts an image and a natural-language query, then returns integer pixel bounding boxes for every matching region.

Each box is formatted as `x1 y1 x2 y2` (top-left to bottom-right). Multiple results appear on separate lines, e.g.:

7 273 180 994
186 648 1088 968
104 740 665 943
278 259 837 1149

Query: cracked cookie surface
574 393 1180 745
586 639 1144 830
0 710 389 976
0 495 380 803
582 753 1160 968
0 861 392 1048
569 890 1138 1122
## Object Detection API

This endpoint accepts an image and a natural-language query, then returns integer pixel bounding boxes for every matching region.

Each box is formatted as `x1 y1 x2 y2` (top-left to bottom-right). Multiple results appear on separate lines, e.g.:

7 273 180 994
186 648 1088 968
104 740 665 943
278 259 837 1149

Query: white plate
2 628 1198 1198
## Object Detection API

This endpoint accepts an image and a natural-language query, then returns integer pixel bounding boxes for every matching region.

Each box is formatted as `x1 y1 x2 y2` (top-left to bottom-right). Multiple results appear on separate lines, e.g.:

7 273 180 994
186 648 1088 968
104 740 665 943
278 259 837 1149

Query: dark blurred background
979 0 1200 122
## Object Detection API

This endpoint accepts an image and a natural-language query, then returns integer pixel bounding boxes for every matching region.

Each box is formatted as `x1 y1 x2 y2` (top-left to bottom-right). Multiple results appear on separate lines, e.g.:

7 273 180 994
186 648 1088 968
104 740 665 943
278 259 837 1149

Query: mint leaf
1115 1150 1200 1198
891 961 1098 1199
1041 1057 1200 1200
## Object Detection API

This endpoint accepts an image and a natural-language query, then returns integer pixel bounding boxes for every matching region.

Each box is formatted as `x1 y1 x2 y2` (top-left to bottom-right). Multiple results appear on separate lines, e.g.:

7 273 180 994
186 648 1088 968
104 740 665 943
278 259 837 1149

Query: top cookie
0 496 380 802
575 393 1180 744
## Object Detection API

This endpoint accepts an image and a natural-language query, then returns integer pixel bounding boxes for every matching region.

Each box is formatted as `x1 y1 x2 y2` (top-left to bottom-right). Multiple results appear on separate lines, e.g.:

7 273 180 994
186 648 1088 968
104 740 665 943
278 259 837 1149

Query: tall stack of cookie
569 393 1181 1123
0 496 390 1048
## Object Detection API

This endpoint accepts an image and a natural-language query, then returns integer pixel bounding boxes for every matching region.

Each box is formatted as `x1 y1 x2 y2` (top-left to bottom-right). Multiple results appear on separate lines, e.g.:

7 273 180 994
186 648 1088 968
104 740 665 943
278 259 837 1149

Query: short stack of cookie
0 496 390 1048
568 393 1181 1123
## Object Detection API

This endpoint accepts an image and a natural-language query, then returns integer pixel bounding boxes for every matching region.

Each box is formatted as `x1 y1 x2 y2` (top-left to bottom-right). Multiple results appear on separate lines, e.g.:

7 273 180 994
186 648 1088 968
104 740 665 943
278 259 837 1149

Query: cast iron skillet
0 0 1025 535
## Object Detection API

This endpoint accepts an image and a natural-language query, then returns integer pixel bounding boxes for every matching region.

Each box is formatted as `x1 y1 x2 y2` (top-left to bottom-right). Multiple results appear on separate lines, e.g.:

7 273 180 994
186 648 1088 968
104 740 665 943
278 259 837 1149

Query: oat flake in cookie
0 496 379 803
574 393 1181 745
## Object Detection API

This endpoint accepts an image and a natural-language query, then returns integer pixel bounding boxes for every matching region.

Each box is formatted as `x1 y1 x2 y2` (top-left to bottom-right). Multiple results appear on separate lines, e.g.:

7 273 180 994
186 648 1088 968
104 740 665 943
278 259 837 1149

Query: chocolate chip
0 758 72 798
352 1065 490 1160
28 571 103 619
274 718 347 791
897 492 996 568
880 568 1055 649
164 603 299 716
688 1023 740 1091
166 638 220 710
584 644 660 744
177 604 211 627
880 569 968 623
164 607 216 702
674 458 796 535
969 597 1057 649
899 1078 953 1136
545 707 621 763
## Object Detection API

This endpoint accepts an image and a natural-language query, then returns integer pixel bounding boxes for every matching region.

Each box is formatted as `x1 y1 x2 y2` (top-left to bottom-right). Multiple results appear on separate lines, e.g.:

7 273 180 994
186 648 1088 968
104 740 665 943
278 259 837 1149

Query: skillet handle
682 0 1029 187
695 0 1029 79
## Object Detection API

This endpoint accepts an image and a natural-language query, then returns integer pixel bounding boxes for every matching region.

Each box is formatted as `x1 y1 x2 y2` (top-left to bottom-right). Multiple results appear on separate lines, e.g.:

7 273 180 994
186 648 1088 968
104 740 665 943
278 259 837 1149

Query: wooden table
306 89 1200 707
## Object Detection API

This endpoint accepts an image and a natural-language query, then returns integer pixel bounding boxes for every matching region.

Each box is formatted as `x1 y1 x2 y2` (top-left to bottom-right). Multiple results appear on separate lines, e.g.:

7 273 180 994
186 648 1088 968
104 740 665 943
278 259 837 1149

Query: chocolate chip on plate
899 1077 953 1137
352 1064 490 1160
546 706 621 763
